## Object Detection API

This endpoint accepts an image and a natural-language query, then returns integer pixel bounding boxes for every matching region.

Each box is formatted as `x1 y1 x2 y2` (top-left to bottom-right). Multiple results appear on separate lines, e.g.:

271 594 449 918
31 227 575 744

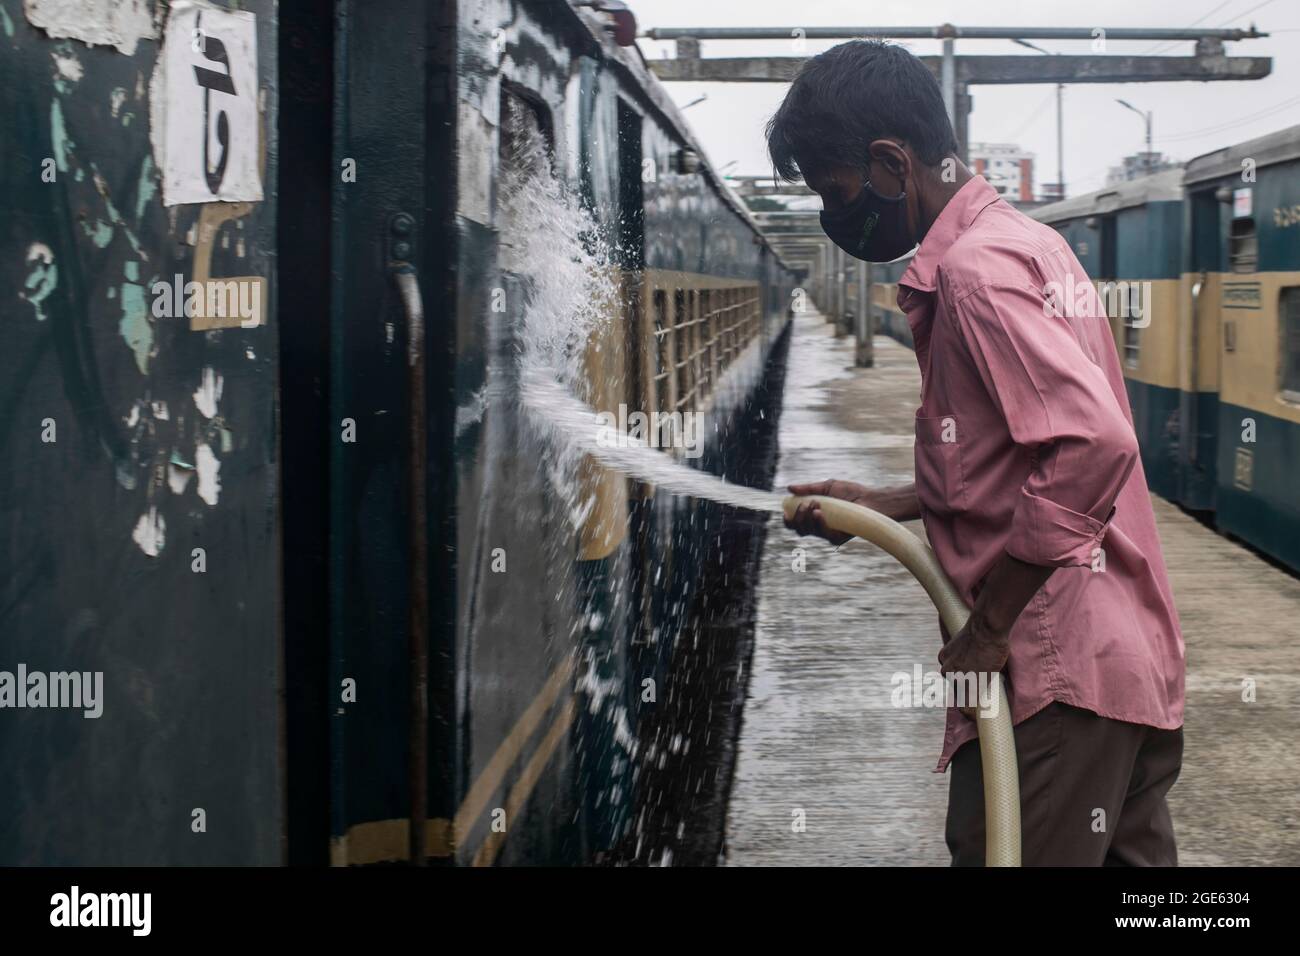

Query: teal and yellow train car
869 127 1300 574
1183 126 1300 570
1034 126 1300 570
1031 170 1187 503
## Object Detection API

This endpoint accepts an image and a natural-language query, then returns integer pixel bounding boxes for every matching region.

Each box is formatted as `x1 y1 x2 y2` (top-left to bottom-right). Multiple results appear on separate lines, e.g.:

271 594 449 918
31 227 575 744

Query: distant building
1040 182 1066 202
970 142 1035 203
1106 151 1180 184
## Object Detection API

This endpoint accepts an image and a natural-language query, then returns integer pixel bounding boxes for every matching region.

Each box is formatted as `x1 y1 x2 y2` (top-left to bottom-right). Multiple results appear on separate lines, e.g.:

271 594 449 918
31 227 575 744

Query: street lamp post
1012 39 1063 201
1116 98 1154 175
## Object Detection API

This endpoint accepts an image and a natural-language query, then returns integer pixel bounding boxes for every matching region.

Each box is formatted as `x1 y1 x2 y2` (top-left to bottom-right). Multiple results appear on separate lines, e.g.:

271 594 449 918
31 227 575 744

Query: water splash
499 100 782 517
500 101 615 395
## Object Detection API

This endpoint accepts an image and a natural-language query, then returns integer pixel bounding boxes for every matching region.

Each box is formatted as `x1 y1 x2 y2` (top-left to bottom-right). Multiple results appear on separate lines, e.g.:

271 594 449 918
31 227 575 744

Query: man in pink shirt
769 40 1186 865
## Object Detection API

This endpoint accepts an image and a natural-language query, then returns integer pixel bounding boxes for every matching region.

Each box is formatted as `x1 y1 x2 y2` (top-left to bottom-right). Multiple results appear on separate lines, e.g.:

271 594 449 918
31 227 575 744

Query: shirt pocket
914 413 969 517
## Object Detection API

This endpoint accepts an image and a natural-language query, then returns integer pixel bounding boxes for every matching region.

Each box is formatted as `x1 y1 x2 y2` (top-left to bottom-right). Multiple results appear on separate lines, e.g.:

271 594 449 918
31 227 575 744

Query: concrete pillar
823 247 832 317
824 245 835 325
855 260 874 367
832 246 847 335
839 255 853 338
842 255 854 338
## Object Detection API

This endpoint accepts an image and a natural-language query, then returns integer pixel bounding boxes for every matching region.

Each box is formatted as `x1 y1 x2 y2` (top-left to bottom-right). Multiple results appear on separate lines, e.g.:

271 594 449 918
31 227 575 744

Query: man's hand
937 551 1054 718
785 479 921 545
937 615 1010 719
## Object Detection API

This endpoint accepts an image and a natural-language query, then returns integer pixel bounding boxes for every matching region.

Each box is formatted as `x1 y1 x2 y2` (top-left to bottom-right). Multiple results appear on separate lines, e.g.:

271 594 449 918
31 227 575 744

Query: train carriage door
1182 189 1224 509
317 0 459 866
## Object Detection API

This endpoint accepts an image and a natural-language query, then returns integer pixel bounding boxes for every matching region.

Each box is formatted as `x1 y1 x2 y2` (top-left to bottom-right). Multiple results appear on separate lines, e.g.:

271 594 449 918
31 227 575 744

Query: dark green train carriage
0 0 798 866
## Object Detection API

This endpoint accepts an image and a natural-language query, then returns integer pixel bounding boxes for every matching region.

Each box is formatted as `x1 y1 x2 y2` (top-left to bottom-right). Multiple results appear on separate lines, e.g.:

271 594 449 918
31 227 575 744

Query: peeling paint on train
0 0 280 864
23 0 157 57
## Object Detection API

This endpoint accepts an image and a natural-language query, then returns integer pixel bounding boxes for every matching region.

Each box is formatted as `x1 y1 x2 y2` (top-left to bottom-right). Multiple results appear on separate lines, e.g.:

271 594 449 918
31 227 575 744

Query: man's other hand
785 479 886 546
937 615 1010 719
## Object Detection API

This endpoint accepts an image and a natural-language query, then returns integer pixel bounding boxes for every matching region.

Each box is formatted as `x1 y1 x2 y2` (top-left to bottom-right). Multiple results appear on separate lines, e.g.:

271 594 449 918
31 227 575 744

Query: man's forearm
936 549 1053 692
880 483 922 522
967 551 1055 640
890 479 1048 632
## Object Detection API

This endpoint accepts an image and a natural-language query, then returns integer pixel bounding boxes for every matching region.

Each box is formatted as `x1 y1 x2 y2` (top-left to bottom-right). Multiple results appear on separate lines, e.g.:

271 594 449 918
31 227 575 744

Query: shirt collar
899 175 1002 293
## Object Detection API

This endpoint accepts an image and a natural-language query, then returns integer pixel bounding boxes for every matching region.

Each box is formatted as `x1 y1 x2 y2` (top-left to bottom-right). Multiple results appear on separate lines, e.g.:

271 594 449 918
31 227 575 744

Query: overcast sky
632 0 1300 197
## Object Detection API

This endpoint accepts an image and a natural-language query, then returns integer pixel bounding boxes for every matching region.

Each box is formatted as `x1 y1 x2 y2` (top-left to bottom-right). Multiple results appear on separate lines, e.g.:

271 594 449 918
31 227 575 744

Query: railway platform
725 312 1300 865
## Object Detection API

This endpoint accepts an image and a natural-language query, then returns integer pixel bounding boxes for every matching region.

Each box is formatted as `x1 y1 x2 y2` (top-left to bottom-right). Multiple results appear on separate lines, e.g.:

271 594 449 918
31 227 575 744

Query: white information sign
1233 187 1252 219
159 3 262 206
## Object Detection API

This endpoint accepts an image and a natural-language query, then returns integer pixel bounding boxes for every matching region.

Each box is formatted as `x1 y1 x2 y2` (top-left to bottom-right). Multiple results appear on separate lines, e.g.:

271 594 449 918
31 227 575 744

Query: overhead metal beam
649 54 1272 84
642 25 1268 41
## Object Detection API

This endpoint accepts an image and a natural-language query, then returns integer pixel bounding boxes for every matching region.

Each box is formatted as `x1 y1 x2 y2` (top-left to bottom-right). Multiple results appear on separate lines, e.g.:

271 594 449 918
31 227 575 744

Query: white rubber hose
783 494 1022 867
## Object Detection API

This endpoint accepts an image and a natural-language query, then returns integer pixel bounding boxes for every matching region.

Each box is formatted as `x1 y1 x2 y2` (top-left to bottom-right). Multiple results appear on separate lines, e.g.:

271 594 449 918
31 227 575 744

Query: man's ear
867 139 911 186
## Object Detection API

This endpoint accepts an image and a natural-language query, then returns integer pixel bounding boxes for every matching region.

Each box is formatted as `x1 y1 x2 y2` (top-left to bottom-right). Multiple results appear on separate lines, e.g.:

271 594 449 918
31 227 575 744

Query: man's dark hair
766 40 958 182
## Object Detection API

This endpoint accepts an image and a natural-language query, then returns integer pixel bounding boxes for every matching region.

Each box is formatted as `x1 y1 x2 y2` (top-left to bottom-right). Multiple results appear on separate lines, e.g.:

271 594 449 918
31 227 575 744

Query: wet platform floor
724 312 1300 866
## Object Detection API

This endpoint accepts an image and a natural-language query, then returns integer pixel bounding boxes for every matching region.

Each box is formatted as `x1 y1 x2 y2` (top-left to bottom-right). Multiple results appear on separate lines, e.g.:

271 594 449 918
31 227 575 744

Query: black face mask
819 180 914 262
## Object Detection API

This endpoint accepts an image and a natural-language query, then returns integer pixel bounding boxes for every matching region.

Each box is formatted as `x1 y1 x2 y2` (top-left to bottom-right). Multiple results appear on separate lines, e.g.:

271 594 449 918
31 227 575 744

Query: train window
720 289 731 365
1123 318 1141 370
674 289 690 410
1230 218 1257 274
688 290 701 404
1116 282 1141 369
653 290 671 412
700 290 713 397
499 87 555 183
1282 288 1300 403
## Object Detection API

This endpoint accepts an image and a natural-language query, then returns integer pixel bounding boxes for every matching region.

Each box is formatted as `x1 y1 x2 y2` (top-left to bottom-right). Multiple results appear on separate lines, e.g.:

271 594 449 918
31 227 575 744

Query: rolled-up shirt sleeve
950 280 1139 567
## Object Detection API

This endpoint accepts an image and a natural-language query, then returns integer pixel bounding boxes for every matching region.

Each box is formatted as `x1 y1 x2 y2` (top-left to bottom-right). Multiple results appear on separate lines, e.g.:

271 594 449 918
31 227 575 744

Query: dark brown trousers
946 702 1183 866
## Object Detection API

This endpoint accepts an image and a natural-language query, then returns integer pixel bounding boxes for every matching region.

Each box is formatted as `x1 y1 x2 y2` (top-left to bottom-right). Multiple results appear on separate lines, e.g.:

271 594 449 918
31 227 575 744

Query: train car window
1230 218 1258 274
732 289 742 361
720 289 731 365
700 290 713 396
674 289 690 410
688 290 702 403
653 289 671 412
499 86 555 173
1282 288 1300 403
1123 309 1141 370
